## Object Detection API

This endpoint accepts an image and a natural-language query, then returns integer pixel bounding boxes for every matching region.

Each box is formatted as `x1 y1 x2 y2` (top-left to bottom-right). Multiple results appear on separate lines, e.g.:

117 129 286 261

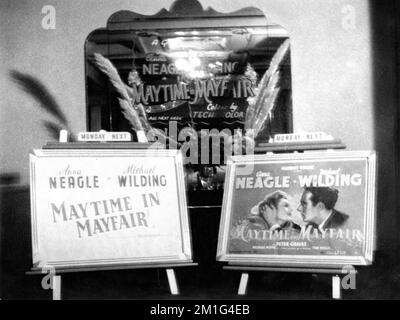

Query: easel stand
26 131 197 299
225 140 356 299
27 263 197 300
223 264 357 299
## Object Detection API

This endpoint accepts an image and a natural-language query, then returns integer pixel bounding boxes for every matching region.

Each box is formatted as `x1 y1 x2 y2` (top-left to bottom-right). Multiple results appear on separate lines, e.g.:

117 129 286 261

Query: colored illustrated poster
29 149 191 268
218 152 376 266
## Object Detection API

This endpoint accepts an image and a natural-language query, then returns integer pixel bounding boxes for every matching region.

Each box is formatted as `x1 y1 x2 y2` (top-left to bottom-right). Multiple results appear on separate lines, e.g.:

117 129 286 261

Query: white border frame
29 148 192 268
217 151 376 267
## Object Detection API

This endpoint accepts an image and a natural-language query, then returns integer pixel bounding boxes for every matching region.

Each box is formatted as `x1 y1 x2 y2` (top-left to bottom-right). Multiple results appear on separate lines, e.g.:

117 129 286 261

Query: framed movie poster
217 151 376 267
29 148 192 268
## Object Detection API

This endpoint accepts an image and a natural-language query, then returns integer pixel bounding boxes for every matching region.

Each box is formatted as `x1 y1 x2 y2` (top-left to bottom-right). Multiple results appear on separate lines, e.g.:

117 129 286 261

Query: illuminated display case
85 0 293 202
85 1 292 145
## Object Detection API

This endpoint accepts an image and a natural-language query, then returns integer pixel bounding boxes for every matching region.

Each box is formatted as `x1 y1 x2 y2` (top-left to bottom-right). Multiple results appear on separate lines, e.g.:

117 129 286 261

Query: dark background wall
371 0 399 261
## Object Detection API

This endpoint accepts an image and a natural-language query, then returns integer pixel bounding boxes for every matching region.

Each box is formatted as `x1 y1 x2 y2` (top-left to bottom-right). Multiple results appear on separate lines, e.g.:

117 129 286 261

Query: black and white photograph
217 151 376 266
1 0 400 306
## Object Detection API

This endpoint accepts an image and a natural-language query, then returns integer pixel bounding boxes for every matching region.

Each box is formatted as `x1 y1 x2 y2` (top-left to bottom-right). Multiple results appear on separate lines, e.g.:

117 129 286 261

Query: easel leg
52 275 62 300
332 275 341 299
238 272 249 295
156 269 161 287
166 269 179 295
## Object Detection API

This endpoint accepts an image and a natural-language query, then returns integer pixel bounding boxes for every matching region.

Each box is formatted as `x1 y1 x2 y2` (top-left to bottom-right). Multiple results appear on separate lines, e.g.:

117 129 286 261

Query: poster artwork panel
217 151 376 267
29 149 192 268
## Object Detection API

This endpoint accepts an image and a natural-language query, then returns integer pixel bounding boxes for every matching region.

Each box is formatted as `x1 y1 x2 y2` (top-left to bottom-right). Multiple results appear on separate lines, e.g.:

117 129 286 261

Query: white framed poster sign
217 151 376 267
29 148 192 268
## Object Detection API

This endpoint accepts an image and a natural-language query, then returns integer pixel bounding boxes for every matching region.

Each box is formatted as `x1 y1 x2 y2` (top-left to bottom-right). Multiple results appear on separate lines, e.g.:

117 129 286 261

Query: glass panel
85 15 292 142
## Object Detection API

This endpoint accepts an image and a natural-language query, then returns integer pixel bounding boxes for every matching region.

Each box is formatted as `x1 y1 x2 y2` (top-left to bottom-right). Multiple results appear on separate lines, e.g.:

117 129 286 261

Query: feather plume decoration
242 64 258 125
93 53 183 146
124 85 150 131
93 53 131 102
117 98 143 131
253 88 280 136
251 72 280 133
265 39 290 80
122 82 150 131
245 39 290 137
93 53 145 135
135 103 151 131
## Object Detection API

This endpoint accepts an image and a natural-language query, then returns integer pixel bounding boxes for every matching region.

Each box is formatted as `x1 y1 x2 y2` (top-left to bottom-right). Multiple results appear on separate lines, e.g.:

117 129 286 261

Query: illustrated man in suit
297 186 349 232
248 190 301 232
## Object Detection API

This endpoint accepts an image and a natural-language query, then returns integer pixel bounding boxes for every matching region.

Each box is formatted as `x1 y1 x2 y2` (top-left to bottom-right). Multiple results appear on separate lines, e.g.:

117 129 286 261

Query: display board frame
29 148 192 269
217 150 376 267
